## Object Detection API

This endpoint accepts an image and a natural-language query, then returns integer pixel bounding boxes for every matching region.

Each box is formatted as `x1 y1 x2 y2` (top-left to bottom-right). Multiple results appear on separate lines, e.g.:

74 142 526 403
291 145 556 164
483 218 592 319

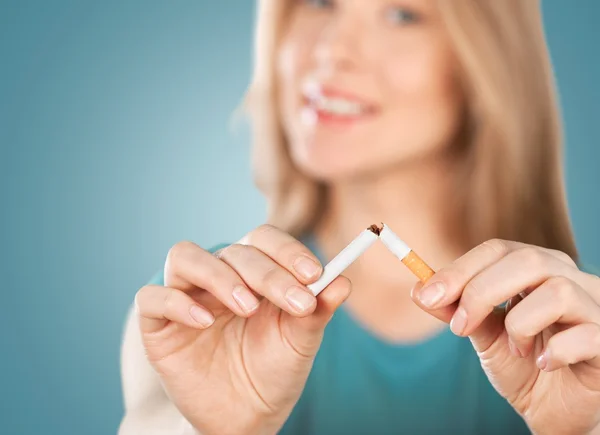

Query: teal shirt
280 306 528 434
149 241 598 434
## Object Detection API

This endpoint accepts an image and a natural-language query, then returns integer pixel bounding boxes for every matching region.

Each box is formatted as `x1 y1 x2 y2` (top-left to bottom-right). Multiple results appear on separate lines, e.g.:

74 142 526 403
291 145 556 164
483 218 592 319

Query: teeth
314 96 365 116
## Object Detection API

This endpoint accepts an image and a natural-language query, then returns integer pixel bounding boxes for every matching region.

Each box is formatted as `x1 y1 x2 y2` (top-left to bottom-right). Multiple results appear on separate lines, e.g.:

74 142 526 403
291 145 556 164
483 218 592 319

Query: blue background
0 1 598 434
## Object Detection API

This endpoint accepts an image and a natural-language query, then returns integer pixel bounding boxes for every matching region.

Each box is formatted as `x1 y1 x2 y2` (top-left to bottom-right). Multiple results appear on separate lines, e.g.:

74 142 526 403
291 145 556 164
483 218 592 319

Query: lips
301 81 378 123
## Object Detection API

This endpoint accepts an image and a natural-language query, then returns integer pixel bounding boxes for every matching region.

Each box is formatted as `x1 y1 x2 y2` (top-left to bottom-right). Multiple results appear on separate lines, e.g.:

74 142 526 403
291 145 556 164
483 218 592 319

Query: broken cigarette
307 225 379 296
307 223 435 296
379 223 435 283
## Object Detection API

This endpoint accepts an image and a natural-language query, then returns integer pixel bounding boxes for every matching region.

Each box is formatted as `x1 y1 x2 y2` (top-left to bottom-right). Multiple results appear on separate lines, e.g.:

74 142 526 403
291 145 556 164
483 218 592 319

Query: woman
120 0 600 433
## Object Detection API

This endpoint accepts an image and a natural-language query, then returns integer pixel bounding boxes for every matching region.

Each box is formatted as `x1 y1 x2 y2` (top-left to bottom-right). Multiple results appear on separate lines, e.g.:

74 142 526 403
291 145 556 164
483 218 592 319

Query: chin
289 143 384 182
295 159 362 182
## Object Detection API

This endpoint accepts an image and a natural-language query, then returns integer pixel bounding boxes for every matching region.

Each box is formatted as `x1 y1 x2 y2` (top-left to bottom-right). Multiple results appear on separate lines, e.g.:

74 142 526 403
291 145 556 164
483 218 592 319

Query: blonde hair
245 0 578 259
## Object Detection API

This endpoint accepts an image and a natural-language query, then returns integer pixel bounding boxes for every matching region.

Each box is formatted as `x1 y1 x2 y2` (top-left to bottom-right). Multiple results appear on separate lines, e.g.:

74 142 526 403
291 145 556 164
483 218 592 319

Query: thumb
282 276 352 356
411 280 456 324
411 280 506 353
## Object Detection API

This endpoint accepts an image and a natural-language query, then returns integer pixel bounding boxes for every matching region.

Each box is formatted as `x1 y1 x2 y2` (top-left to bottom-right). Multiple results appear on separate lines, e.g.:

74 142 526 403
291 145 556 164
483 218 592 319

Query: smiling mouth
302 84 377 122
307 94 370 116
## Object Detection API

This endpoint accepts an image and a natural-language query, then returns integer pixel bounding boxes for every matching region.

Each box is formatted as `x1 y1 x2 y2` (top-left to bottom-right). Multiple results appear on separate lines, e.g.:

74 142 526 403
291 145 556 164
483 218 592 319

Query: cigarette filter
307 226 379 296
379 224 435 283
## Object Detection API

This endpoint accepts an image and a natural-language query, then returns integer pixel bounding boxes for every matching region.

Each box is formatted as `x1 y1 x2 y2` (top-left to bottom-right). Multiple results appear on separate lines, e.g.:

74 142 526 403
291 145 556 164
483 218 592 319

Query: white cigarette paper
379 224 411 260
307 228 379 296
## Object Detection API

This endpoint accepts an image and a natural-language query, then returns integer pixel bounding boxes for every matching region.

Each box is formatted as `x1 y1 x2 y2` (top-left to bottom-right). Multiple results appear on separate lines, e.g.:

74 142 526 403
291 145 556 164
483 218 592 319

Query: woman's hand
412 239 600 435
135 225 351 435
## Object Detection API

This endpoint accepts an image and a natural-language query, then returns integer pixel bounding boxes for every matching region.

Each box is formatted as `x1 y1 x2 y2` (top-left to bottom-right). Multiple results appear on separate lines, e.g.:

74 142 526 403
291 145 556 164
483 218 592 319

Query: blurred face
277 0 464 180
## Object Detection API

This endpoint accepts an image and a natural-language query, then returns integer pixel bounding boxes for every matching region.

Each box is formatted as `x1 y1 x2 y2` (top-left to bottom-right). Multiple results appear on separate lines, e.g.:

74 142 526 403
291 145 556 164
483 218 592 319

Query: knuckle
167 240 197 266
244 224 278 245
256 223 278 234
549 249 577 267
136 284 150 297
462 276 490 308
278 239 306 263
212 247 226 260
547 276 576 306
482 239 510 257
215 243 245 261
516 247 548 269
134 286 150 312
262 265 287 292
442 266 470 292
239 244 263 263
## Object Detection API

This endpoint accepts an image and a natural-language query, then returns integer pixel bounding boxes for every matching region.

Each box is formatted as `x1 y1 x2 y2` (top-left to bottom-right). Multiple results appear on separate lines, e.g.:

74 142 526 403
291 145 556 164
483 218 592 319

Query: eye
302 0 334 9
385 7 419 25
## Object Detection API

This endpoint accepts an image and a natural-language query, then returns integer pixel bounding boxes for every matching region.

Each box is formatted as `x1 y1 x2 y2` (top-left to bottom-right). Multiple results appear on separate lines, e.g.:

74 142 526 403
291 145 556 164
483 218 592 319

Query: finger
165 241 259 317
282 276 352 357
413 239 577 312
452 248 585 337
218 243 317 317
537 322 600 372
311 276 352 325
411 281 457 323
411 281 522 325
135 285 215 334
411 239 536 323
504 277 600 358
239 224 323 284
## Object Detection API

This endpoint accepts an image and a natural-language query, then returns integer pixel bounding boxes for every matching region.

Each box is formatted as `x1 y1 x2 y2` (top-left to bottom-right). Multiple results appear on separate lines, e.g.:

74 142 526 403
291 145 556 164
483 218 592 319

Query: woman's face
277 0 464 180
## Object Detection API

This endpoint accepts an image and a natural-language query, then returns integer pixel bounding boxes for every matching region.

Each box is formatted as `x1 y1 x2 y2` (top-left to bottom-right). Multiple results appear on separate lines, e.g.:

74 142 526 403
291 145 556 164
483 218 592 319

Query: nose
314 14 359 72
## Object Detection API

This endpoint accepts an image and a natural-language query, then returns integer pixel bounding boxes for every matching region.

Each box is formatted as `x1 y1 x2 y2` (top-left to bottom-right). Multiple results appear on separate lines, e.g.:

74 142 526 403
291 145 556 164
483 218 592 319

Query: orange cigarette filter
401 250 435 283
377 223 436 283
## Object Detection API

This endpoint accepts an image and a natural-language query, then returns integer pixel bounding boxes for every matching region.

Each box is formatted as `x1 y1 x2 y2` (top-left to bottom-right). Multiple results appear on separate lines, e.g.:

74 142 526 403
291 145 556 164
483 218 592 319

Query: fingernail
233 286 260 314
190 305 215 327
536 351 548 371
293 256 321 280
285 286 316 312
508 337 522 357
417 282 446 308
450 306 468 335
